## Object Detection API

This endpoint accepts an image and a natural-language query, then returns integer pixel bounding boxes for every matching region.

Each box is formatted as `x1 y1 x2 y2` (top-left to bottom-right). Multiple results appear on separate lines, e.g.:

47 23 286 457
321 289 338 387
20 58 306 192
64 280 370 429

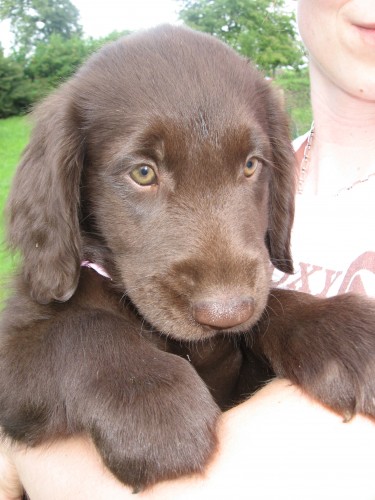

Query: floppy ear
264 85 296 274
6 85 84 304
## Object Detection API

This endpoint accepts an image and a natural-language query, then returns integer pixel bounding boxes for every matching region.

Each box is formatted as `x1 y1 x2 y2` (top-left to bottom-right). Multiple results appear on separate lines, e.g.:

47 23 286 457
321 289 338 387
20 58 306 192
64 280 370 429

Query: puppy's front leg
0 310 219 491
255 289 375 420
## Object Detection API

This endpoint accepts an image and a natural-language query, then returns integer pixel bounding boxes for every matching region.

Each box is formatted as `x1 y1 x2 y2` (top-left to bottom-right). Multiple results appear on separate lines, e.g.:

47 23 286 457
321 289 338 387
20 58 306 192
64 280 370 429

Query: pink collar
81 261 112 280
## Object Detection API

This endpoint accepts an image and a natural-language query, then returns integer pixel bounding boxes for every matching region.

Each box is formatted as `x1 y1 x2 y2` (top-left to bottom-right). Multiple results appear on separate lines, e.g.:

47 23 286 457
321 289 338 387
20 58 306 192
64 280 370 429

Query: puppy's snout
192 297 255 330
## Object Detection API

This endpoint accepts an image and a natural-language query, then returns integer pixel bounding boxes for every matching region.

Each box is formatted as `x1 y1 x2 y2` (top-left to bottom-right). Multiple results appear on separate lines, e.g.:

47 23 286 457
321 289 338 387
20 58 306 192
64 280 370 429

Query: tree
0 48 35 117
178 0 304 75
26 30 131 96
0 0 82 57
26 34 90 90
0 29 132 117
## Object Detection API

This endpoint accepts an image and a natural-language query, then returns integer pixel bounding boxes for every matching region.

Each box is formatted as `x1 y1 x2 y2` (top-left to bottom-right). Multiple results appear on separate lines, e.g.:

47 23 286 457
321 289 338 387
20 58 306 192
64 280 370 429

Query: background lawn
0 116 31 302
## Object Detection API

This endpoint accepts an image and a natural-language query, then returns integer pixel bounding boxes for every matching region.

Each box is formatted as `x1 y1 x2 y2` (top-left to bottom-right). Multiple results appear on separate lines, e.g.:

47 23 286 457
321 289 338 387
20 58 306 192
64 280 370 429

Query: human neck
310 63 375 146
303 63 375 195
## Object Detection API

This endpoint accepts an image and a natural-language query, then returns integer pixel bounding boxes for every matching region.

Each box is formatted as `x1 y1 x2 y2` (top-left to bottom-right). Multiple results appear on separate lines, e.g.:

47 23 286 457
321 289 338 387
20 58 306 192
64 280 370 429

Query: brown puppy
1 25 375 492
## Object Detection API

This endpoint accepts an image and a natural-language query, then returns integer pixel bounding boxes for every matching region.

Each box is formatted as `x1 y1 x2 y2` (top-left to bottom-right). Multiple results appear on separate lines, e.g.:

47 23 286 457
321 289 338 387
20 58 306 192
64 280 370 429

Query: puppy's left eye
244 157 259 177
130 165 157 186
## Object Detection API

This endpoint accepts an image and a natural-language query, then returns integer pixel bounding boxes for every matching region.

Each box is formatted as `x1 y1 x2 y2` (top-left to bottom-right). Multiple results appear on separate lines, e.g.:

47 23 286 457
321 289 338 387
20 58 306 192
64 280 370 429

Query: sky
73 0 180 37
0 0 181 52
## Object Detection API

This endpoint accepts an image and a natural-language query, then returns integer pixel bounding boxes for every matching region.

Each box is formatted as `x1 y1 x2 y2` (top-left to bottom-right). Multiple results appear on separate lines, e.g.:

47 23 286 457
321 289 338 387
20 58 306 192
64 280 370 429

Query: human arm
2 378 375 500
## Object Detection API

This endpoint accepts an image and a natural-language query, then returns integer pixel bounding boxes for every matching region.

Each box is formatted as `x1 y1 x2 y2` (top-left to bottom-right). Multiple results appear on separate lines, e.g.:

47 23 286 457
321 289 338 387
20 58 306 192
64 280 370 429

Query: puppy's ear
6 85 84 304
264 85 296 274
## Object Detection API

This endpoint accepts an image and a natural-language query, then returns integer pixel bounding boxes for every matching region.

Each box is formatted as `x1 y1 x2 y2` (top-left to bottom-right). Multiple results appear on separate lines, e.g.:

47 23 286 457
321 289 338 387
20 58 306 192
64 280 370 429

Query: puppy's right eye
244 157 259 178
129 165 158 186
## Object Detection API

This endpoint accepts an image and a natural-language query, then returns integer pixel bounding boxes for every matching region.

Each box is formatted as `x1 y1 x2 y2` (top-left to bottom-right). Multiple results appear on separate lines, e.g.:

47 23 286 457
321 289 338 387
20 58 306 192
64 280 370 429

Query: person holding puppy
273 0 375 299
2 0 375 498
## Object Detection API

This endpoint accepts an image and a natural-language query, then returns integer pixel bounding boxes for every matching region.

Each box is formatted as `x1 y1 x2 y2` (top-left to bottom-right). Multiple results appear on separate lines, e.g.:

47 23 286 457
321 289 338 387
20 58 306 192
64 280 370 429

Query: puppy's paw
264 293 375 420
86 354 220 491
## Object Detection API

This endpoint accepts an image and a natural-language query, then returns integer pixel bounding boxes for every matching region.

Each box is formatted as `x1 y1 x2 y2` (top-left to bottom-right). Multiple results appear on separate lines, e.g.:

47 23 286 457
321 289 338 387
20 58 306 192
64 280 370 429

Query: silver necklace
298 122 375 196
335 171 375 196
298 122 314 195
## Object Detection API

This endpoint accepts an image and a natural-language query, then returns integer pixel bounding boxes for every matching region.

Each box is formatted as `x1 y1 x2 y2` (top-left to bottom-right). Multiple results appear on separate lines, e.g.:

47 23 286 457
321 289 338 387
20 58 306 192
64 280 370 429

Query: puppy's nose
192 297 255 329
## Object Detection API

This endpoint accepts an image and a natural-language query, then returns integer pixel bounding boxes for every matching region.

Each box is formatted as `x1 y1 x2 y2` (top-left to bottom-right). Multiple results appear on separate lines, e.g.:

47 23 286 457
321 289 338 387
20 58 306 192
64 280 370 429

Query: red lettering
338 252 375 295
319 269 343 297
283 263 322 294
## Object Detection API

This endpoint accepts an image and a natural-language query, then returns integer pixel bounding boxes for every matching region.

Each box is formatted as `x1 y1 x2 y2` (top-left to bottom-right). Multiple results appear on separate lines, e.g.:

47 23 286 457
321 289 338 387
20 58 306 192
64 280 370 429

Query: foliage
85 30 132 53
0 49 30 117
26 29 130 92
274 67 312 138
0 30 130 117
25 34 93 98
0 0 82 57
0 0 83 114
179 0 304 75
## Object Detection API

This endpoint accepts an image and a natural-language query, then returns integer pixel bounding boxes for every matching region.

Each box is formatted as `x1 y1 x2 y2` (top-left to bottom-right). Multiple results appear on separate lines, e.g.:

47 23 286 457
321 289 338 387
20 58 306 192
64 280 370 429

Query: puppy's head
7 25 296 338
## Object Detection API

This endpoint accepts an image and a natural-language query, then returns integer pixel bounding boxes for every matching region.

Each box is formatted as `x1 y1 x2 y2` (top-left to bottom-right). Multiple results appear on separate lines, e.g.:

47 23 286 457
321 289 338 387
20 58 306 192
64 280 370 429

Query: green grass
0 116 31 299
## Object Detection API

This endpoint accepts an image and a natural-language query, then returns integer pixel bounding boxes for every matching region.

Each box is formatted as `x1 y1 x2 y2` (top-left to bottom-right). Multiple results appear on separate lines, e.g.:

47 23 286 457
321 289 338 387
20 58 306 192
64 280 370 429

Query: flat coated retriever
1 25 375 491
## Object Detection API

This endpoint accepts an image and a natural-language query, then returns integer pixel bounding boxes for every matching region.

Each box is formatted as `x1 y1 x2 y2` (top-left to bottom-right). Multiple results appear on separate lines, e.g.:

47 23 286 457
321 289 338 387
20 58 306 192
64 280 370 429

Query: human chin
336 59 375 101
